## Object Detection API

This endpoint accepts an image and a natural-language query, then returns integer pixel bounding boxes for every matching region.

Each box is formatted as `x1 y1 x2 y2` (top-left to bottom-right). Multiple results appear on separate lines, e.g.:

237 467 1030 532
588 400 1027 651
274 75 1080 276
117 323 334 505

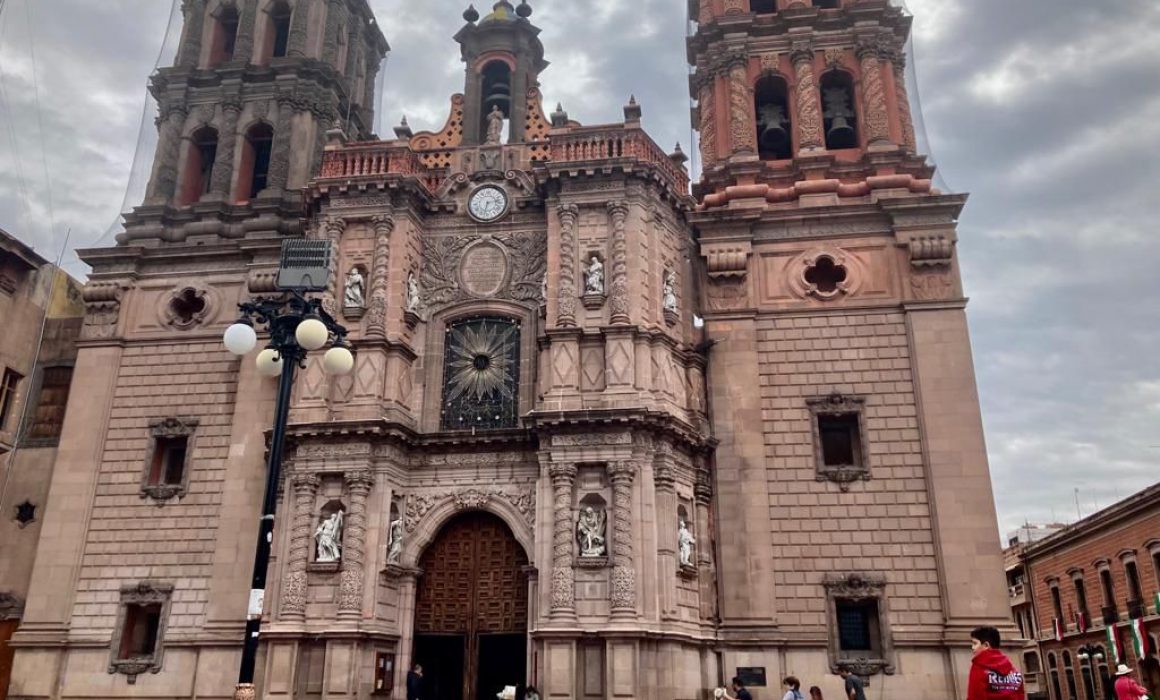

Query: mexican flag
1053 617 1064 642
1106 624 1122 665
1130 618 1147 659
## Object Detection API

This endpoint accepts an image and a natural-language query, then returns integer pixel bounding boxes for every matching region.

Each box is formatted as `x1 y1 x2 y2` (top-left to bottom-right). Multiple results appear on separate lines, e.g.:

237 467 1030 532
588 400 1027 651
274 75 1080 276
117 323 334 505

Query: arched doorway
414 511 529 700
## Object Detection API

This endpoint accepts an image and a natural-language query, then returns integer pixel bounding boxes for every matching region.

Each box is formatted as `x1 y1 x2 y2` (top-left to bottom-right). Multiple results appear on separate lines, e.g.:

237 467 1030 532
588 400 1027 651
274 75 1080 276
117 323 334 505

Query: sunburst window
441 316 521 430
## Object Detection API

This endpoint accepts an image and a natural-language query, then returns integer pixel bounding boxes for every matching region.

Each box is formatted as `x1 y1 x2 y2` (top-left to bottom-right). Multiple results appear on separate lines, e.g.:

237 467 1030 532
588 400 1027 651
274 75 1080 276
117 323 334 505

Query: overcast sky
1 0 1157 537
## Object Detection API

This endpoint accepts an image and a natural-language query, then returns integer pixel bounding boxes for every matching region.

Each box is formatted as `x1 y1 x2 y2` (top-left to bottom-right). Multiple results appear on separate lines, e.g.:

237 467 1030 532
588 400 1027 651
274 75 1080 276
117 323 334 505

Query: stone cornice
1022 482 1160 560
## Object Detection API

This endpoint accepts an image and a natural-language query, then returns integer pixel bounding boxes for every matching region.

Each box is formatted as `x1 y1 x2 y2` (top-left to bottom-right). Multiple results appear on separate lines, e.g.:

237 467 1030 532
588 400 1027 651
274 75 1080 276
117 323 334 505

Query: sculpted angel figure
315 511 344 562
405 272 421 313
386 517 404 565
677 519 695 567
576 506 606 557
585 256 604 295
344 267 365 308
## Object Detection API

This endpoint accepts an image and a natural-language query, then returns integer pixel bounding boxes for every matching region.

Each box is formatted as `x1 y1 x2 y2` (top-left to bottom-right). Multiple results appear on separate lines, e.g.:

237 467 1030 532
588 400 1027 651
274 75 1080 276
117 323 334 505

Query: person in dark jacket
406 663 423 700
968 626 1026 700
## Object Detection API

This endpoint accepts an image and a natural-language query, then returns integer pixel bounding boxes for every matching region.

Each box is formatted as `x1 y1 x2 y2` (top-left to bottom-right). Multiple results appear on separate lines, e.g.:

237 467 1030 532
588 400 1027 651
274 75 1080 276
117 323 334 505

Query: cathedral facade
6 1 1012 699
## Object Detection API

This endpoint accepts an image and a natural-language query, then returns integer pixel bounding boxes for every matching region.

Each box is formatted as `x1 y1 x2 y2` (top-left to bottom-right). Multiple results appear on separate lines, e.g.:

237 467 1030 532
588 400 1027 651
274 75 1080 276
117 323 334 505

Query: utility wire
23 0 62 254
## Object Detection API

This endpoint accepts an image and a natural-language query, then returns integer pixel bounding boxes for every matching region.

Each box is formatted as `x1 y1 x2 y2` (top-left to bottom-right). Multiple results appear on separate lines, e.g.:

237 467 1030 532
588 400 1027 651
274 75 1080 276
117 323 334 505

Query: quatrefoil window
804 256 848 296
166 287 209 328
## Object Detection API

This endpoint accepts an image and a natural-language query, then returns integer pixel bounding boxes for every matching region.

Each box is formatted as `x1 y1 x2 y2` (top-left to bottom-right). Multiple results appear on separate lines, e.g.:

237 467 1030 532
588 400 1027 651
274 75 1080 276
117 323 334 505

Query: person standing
967 626 1025 700
1113 664 1150 700
721 676 754 700
838 669 867 700
782 676 805 700
809 687 825 700
406 663 424 700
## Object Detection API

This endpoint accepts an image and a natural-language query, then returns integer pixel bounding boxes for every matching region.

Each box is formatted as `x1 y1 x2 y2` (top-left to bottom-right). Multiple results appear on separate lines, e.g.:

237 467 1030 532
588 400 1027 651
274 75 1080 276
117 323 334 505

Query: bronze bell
760 122 789 151
483 81 512 114
827 115 855 146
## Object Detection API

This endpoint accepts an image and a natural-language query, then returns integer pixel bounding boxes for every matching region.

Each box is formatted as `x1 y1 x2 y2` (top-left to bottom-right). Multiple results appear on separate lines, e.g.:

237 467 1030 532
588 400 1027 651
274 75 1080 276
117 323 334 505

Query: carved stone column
890 52 918 153
322 0 345 67
609 460 637 618
365 214 395 339
344 22 362 89
210 98 242 196
607 201 630 325
654 463 678 618
548 461 577 620
281 472 319 620
856 41 893 147
234 0 258 63
694 468 717 620
268 95 294 190
176 0 208 69
556 204 579 327
727 57 756 155
696 77 717 169
147 106 187 203
287 0 311 58
791 42 825 153
338 469 374 619
319 218 345 318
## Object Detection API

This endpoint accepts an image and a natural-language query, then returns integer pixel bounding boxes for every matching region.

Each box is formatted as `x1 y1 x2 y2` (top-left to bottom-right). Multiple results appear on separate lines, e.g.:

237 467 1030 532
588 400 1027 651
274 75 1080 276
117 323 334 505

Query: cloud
0 0 1156 539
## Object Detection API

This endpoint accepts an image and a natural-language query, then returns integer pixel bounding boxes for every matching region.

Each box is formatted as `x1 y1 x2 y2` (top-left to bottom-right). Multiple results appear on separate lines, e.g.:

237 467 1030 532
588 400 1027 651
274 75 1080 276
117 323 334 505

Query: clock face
468 186 508 222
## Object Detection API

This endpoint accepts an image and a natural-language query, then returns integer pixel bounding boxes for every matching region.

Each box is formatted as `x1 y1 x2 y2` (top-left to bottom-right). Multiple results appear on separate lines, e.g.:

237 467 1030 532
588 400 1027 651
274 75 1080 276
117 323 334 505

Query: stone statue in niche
315 511 344 562
677 519 695 567
344 267 365 308
485 105 505 146
584 256 605 295
662 269 678 312
405 272 422 313
386 517 404 565
576 506 606 558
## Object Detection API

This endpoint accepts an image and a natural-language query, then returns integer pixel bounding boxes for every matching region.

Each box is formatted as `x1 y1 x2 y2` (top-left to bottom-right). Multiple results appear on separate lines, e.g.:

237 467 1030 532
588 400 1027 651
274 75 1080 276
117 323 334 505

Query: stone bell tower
688 0 1014 696
123 0 388 245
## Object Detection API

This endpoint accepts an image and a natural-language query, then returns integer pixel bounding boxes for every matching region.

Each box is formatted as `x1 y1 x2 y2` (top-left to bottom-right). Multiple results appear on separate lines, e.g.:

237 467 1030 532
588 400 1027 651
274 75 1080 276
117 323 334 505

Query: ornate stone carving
908 235 954 267
792 43 825 151
662 268 679 325
607 201 630 324
338 470 374 617
891 57 918 153
705 277 749 312
556 204 579 326
282 471 319 618
296 442 372 458
365 214 395 338
108 581 173 682
577 506 607 558
0 592 24 621
319 218 346 318
856 41 892 145
701 241 751 279
140 417 198 501
344 266 366 309
551 565 575 612
315 511 344 562
678 519 696 568
698 82 717 168
548 462 577 617
728 59 756 154
808 394 871 491
421 231 546 309
551 432 632 447
789 248 865 301
211 99 241 194
402 485 536 532
81 281 126 340
609 461 637 616
823 573 895 676
161 286 212 330
910 269 955 301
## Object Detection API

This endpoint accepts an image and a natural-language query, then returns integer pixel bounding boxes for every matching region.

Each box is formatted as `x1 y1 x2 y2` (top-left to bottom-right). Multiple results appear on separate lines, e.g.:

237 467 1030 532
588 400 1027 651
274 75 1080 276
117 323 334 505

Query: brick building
9 1 1012 699
0 228 85 699
1008 483 1160 700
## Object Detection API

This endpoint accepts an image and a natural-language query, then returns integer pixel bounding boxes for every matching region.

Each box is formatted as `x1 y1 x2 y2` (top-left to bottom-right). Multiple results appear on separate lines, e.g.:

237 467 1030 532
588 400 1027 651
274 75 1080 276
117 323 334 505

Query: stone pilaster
791 42 825 153
319 218 345 318
548 461 577 620
365 214 395 339
322 0 345 67
268 96 294 190
234 0 258 63
210 98 242 196
344 22 361 90
697 79 717 169
609 460 637 618
287 0 311 58
890 52 918 153
281 472 319 620
337 469 374 619
856 40 893 147
176 0 207 69
147 106 187 203
654 463 678 618
556 204 579 327
726 56 756 155
607 201 630 325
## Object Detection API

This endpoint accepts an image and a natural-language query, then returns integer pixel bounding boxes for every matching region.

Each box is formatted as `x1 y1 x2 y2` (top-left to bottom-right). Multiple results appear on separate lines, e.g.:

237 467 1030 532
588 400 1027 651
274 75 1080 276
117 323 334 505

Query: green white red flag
1106 624 1122 665
1130 617 1147 659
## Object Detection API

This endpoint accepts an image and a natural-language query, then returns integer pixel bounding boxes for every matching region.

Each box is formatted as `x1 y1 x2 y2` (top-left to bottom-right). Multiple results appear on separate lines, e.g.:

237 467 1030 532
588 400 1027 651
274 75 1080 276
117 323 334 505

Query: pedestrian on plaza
838 669 867 700
720 676 754 700
782 675 805 700
1113 664 1150 700
809 686 825 700
406 662 424 700
967 626 1025 700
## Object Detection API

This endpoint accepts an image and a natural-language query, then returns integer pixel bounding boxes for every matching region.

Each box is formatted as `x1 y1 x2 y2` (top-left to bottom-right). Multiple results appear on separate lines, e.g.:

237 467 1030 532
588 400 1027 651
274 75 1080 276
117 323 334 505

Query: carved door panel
415 512 529 700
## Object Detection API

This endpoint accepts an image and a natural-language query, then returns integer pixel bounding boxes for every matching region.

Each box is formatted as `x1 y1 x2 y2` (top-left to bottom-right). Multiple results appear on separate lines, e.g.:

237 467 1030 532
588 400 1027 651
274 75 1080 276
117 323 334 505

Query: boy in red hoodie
968 626 1026 700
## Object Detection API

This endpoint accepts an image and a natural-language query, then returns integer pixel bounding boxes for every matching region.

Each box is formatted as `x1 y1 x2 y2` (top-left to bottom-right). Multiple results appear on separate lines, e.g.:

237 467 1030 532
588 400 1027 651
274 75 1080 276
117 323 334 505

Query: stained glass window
441 316 520 430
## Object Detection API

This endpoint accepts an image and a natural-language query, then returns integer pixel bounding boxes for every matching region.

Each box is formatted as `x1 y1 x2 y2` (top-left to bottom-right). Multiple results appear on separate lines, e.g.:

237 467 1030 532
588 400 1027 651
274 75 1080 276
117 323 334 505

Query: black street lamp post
221 242 354 700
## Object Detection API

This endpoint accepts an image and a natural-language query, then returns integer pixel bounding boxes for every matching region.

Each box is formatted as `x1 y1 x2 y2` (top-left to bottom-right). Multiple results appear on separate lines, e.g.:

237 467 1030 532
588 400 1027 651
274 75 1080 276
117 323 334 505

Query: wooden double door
414 512 529 700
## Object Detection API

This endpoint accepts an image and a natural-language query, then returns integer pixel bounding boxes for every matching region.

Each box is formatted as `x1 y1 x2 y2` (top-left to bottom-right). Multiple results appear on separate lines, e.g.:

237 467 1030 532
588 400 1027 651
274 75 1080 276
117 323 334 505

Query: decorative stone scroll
81 281 126 340
701 241 751 280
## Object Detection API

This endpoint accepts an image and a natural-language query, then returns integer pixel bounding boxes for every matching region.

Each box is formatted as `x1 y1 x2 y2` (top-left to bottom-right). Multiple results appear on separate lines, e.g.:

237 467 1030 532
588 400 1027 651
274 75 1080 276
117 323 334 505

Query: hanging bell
827 115 855 147
760 122 789 152
483 81 512 114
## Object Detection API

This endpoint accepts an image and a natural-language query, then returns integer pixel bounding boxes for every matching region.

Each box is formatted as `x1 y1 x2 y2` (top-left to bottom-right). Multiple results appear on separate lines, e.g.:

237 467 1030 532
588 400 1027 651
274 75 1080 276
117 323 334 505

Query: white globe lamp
323 345 355 375
256 348 284 377
295 317 329 351
223 322 258 355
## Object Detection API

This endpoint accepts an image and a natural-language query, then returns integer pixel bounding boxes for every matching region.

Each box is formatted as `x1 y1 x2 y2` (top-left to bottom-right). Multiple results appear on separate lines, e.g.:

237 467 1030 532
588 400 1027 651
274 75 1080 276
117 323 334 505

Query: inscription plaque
459 242 509 297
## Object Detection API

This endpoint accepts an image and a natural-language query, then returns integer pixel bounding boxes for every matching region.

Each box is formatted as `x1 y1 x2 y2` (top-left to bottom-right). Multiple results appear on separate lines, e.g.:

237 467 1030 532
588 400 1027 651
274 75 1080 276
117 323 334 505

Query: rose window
441 316 521 430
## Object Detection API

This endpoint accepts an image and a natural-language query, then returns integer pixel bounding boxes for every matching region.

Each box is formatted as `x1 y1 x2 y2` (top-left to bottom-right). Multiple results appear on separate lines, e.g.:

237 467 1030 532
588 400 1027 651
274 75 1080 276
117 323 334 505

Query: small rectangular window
819 413 861 467
1074 578 1090 623
808 394 869 487
373 652 395 695
0 368 23 430
118 603 162 660
1100 569 1116 609
109 581 172 680
149 436 189 486
141 417 198 501
1125 561 1142 603
836 599 881 654
1051 586 1064 621
27 366 73 440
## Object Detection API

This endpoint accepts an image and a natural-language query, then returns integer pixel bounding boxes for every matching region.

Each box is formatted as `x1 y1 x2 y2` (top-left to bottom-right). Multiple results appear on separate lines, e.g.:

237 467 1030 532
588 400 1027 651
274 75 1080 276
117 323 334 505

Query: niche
821 71 858 150
754 74 792 160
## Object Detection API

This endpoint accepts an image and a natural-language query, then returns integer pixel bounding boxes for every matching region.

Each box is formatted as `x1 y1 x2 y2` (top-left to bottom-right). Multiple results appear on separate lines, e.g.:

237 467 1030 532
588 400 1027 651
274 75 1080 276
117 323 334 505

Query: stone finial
326 119 348 146
669 142 688 166
394 115 413 139
624 95 642 124
551 102 569 128
516 0 532 17
463 4 480 22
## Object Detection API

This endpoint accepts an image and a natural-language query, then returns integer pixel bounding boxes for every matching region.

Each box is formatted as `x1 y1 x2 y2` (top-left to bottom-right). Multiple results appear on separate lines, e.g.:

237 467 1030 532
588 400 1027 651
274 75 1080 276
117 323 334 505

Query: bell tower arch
454 0 548 145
